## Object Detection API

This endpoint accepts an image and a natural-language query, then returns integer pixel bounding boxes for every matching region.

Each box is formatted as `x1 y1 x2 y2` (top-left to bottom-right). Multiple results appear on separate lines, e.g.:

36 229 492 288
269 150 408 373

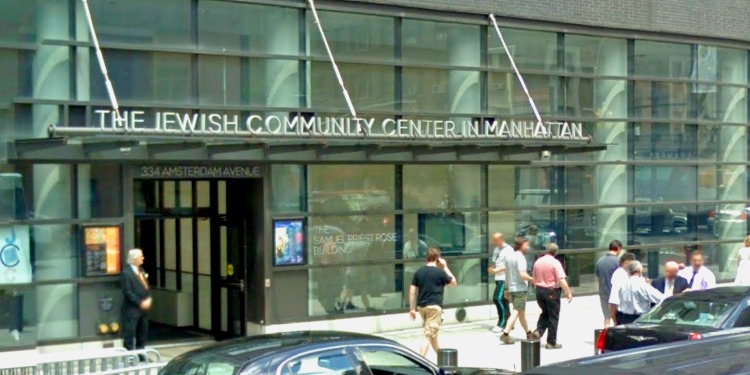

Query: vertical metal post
521 340 541 371
437 348 458 368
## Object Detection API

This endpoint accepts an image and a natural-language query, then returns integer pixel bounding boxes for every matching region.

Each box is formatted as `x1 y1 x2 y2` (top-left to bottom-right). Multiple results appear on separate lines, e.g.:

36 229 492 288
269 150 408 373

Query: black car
157 331 516 375
596 286 750 353
525 328 750 375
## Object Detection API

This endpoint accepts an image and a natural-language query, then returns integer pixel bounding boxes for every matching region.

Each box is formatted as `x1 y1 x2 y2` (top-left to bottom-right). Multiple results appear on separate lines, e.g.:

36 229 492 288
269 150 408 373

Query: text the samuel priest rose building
85 110 589 141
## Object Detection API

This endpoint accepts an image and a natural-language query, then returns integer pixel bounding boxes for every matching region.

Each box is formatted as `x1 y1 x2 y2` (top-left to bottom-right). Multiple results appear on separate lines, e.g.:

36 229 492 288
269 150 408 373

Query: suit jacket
651 276 689 295
121 266 152 318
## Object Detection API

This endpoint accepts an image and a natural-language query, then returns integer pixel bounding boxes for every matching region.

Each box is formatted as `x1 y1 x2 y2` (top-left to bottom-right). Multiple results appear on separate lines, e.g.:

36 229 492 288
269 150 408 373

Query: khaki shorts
509 292 528 311
419 305 442 339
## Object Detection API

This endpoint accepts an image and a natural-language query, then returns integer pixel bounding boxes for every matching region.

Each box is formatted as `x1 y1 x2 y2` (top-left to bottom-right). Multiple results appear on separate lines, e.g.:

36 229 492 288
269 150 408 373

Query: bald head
492 233 505 248
664 261 679 280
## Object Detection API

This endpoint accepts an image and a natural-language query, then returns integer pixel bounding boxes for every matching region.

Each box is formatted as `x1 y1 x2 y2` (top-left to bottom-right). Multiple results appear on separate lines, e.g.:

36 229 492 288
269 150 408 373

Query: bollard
437 348 458 368
594 329 603 355
521 339 540 371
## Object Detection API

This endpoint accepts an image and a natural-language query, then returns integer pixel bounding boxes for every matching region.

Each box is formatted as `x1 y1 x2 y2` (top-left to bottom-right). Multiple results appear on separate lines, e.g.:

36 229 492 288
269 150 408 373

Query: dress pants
535 287 562 344
616 311 640 325
122 313 149 351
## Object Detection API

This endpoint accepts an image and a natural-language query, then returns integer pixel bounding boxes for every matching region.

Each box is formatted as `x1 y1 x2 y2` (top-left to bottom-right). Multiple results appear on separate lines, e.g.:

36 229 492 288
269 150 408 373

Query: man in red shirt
531 243 572 349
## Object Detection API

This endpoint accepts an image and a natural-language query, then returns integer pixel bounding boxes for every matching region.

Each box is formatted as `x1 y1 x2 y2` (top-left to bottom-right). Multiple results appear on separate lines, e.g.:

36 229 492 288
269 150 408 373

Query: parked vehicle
634 198 689 235
524 328 750 375
712 203 750 238
157 331 517 375
595 286 750 353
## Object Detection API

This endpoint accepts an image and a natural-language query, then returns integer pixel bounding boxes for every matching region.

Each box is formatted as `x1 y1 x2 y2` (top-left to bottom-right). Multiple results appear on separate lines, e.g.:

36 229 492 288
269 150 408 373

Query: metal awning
7 135 607 163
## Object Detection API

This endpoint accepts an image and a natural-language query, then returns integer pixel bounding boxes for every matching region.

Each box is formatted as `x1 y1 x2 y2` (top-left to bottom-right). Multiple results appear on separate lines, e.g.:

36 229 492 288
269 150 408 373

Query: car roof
667 286 750 302
525 328 750 375
170 331 398 364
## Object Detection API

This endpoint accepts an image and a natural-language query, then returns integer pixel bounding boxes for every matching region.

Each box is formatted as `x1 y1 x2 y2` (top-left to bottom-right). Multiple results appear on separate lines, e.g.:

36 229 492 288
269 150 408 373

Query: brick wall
344 0 750 43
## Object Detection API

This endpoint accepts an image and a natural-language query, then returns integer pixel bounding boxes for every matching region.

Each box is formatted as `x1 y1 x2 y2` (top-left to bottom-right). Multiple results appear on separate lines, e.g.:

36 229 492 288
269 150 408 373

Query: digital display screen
273 219 305 266
84 226 121 276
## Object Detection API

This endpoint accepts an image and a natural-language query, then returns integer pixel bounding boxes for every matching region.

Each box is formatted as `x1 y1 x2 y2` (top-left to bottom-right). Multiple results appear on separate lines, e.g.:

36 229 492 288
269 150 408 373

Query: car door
354 345 438 375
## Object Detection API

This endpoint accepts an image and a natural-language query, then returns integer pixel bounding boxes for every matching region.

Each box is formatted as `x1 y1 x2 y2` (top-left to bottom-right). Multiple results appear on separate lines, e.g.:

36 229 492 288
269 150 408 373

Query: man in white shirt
607 252 636 325
617 261 664 325
678 250 716 291
488 232 514 333
500 237 535 345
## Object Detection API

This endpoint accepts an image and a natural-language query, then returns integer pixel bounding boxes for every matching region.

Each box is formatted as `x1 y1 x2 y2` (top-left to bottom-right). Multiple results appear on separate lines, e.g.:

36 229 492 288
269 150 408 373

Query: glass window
310 62 394 111
634 41 692 79
90 51 192 104
309 12 395 62
0 285 35 348
37 283 79 340
357 347 432 374
284 349 355 375
633 81 690 119
633 123 698 160
308 165 394 213
565 166 596 205
442 258 486 304
638 298 736 328
488 73 561 116
90 0 191 48
403 165 481 210
272 165 303 213
717 47 748 85
198 1 299 55
564 35 627 76
402 20 480 68
32 224 78 281
308 213 396 265
77 164 122 219
309 265 401 316
563 78 626 118
0 0 37 43
402 212 482 258
488 29 558 71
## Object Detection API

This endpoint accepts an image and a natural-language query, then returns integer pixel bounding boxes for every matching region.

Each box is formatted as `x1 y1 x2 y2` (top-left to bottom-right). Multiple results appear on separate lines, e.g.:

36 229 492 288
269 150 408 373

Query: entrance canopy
8 135 607 163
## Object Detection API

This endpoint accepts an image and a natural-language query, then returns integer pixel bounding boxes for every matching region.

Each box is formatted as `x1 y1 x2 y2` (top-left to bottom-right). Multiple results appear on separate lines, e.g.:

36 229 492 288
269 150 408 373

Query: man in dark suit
121 248 152 352
651 261 689 298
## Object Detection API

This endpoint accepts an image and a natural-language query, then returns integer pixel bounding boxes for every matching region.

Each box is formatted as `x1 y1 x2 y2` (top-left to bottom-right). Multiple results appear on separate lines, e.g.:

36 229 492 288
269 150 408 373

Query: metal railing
0 348 166 375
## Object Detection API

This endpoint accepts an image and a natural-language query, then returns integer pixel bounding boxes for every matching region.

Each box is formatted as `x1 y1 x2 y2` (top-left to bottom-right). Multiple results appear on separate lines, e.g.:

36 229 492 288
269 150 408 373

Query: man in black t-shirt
409 247 458 357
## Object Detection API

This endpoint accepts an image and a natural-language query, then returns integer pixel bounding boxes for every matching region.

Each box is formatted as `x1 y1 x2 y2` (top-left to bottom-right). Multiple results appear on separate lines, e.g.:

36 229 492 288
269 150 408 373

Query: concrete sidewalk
157 294 604 371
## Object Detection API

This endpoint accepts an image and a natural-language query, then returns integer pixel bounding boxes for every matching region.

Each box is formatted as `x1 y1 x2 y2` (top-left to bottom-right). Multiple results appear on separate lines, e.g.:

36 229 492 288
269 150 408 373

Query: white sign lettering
87 110 589 141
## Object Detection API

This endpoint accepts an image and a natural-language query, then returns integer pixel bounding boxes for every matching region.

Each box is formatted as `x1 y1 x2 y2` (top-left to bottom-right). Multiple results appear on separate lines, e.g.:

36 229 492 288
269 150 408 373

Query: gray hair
127 249 143 264
627 260 644 275
546 243 559 255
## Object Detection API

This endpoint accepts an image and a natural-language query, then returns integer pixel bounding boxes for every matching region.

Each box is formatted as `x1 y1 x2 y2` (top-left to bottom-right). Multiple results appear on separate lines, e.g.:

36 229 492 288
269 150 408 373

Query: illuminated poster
273 219 305 266
0 226 31 284
84 226 121 276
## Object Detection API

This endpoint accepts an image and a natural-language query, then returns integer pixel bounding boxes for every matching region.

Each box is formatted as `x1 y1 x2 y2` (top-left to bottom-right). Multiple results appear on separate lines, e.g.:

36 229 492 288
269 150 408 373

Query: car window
357 347 434 375
158 358 239 375
637 299 736 328
733 304 750 327
283 349 357 375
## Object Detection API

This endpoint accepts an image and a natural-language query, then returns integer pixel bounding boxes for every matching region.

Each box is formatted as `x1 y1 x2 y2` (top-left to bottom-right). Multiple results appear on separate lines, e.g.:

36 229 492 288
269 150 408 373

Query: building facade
0 0 749 350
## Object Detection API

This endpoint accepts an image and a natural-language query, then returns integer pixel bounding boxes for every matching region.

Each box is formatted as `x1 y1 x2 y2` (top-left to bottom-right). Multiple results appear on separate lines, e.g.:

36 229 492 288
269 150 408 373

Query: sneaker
531 331 541 340
491 326 503 333
10 330 19 341
546 343 562 349
500 333 514 345
346 302 357 310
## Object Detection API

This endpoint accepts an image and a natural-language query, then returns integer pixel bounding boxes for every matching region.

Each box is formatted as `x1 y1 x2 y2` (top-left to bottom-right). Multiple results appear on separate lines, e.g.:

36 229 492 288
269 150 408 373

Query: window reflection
308 165 394 213
403 20 480 67
403 165 480 210
90 0 191 48
634 41 692 79
487 29 558 71
488 73 561 116
310 12 395 62
310 62 394 111
309 265 400 316
402 68 479 114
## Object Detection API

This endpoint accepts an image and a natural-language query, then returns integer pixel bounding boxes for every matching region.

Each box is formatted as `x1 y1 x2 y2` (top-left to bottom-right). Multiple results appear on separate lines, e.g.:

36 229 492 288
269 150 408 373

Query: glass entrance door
214 216 247 339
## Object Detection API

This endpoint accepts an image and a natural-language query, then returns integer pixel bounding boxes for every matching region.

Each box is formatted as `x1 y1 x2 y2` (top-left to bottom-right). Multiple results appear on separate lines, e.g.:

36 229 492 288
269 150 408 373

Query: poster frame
81 224 123 277
272 217 306 267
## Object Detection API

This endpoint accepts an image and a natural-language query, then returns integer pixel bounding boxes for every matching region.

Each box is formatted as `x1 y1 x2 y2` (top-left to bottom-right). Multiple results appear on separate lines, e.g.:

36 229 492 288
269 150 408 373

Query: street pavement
158 294 604 372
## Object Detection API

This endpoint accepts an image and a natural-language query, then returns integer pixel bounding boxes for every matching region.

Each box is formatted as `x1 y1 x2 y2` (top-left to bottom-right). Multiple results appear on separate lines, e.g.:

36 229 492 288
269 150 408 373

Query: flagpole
308 0 358 120
489 14 544 125
81 0 124 128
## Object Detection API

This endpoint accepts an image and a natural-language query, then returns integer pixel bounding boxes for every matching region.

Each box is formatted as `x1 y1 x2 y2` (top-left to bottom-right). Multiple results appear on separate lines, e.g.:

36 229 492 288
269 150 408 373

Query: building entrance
133 178 260 342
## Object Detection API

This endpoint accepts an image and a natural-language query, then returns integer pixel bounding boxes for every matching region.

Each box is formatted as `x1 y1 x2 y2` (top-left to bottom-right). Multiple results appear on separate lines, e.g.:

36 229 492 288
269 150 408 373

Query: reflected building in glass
0 0 749 350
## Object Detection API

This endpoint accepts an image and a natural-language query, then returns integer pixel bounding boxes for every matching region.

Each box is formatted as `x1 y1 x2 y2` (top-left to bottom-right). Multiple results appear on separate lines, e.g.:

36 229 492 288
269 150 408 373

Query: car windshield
637 298 736 328
157 354 240 375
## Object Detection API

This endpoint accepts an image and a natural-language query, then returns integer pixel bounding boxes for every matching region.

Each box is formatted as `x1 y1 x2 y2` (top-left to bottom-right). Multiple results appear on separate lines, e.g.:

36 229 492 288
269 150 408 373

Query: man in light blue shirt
617 261 663 325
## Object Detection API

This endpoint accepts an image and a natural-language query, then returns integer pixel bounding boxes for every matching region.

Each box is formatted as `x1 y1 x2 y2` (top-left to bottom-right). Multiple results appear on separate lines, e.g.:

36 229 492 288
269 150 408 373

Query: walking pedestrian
678 250 716 291
488 233 514 333
409 247 457 357
530 243 572 349
734 235 750 286
500 237 535 345
616 261 663 325
595 240 622 327
607 252 636 325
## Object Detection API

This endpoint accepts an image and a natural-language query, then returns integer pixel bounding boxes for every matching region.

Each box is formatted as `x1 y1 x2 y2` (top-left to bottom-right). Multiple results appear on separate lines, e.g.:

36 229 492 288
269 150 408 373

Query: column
593 39 628 249
32 0 76 340
716 49 747 272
